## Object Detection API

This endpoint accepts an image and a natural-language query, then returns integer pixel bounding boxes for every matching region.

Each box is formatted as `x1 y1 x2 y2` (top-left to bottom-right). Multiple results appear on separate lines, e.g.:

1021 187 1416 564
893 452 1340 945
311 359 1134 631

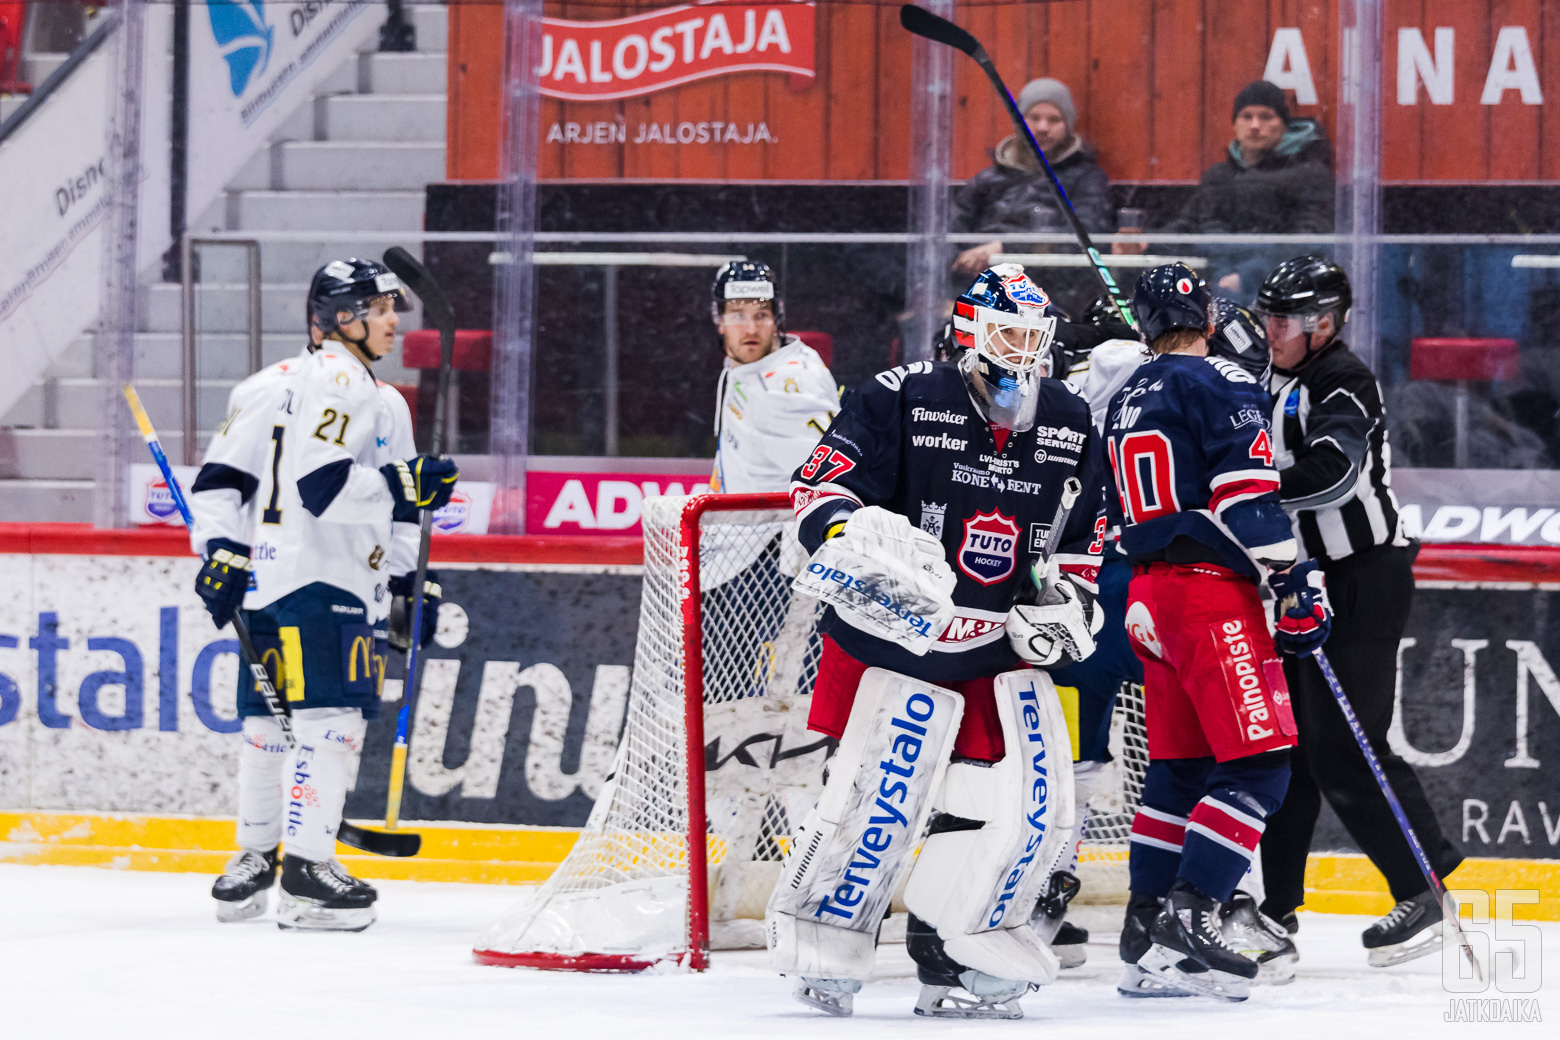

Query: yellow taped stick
386 744 408 831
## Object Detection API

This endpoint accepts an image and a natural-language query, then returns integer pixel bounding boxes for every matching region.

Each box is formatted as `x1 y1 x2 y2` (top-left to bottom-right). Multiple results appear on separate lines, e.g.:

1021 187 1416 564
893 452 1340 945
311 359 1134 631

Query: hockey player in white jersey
192 258 454 930
710 261 839 494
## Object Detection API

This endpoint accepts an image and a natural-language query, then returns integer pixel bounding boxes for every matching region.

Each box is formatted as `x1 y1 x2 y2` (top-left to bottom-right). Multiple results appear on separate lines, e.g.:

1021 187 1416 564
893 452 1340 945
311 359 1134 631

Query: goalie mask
954 264 1058 432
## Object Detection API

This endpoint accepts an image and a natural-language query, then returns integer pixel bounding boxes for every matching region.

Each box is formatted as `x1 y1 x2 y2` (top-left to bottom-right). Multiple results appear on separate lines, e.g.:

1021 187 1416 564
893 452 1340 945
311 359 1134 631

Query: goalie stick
380 246 457 831
1312 648 1484 982
899 4 1137 329
121 385 420 858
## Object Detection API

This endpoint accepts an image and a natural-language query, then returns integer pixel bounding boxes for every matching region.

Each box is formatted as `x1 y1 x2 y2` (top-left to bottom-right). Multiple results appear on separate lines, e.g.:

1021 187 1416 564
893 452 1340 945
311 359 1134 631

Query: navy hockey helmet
711 260 784 328
1209 298 1272 383
307 258 406 335
952 263 1057 375
1131 262 1211 344
1255 254 1352 337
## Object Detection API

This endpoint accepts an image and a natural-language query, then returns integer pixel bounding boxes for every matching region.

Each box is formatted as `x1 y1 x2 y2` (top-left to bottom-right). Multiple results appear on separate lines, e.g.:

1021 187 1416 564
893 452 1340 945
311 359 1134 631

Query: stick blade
899 4 979 56
383 246 455 331
338 821 422 858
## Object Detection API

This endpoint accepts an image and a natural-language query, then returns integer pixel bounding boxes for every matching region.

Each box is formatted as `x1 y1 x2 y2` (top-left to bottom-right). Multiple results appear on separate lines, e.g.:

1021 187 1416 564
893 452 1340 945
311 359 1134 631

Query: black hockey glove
195 537 251 629
380 454 459 522
1269 560 1333 657
388 571 442 651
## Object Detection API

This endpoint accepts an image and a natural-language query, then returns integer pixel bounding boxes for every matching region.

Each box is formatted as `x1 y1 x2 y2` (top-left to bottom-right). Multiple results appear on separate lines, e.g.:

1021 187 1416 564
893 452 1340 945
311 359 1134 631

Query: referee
1252 256 1462 967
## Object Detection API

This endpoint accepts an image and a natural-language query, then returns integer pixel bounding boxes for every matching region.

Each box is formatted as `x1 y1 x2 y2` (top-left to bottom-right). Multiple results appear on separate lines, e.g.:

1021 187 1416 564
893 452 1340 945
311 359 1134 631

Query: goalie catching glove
195 537 251 628
388 572 442 650
792 505 956 655
379 454 459 523
1006 560 1102 668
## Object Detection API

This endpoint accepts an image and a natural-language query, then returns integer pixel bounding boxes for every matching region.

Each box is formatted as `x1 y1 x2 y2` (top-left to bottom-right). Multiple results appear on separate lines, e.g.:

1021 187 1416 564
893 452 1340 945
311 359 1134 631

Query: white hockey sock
283 708 367 863
237 715 289 852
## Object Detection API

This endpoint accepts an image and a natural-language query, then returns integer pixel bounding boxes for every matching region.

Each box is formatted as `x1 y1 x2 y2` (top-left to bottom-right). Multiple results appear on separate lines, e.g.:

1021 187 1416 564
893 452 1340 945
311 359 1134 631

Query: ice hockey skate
1053 921 1088 969
1136 883 1258 1002
1117 895 1194 998
276 856 378 932
913 969 1031 1020
211 847 277 923
1222 892 1298 984
792 977 861 1017
1363 890 1444 967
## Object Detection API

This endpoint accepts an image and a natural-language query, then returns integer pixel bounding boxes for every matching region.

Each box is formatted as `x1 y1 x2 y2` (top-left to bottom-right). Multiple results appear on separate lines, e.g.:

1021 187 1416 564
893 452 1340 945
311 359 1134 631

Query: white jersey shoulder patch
1204 356 1257 384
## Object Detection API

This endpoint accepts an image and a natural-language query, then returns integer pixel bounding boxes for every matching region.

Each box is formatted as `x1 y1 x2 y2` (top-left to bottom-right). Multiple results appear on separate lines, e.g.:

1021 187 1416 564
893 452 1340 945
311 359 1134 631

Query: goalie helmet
1131 262 1210 343
1208 298 1272 383
711 260 784 328
307 258 406 335
954 265 1057 433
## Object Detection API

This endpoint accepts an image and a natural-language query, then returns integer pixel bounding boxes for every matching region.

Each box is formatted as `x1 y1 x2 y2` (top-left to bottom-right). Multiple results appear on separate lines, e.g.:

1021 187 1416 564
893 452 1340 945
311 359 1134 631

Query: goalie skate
793 977 860 1017
276 857 378 933
914 972 1030 1020
1364 891 1444 967
211 847 277 923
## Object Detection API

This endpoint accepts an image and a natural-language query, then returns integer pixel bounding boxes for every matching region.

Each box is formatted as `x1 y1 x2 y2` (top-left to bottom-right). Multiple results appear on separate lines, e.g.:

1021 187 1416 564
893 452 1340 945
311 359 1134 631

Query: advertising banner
526 470 712 535
0 541 1555 860
1396 469 1560 547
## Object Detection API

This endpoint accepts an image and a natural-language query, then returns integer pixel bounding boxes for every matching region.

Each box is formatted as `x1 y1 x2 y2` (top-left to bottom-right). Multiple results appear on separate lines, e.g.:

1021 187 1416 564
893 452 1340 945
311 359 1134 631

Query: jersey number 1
262 425 284 525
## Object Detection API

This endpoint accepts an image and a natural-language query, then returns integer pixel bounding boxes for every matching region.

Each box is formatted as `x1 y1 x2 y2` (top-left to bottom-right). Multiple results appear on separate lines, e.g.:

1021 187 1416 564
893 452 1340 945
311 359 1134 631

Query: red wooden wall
447 0 1560 184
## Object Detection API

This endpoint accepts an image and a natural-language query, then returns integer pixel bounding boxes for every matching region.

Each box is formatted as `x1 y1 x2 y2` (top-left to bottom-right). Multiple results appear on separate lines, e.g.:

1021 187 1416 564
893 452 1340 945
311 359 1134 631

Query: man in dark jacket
1172 81 1335 298
952 77 1113 280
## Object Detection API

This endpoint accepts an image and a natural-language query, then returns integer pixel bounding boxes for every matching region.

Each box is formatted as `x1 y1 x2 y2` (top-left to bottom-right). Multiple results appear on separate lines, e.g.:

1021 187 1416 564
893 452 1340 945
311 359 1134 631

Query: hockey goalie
766 265 1110 1019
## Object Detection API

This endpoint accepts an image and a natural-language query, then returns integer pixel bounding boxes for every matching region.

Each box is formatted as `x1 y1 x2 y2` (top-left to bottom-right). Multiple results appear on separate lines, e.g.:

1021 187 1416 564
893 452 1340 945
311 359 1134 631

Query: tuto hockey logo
958 510 1020 585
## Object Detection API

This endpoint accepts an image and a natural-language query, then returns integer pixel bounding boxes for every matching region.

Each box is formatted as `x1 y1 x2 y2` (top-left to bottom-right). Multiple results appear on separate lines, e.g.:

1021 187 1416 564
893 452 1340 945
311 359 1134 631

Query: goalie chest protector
792 361 1107 683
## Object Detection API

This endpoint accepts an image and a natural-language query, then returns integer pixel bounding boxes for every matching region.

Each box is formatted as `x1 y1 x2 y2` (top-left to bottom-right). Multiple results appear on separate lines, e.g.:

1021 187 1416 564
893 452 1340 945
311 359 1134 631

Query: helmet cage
952 300 1056 376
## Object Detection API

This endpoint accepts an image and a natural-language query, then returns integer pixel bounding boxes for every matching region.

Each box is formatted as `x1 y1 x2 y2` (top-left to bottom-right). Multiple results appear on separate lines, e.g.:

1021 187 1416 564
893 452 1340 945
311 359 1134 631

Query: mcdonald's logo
347 635 374 685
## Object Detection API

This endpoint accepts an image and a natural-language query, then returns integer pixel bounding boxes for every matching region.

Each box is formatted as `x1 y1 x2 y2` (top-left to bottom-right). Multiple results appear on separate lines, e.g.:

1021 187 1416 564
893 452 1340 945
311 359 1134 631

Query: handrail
0 9 118 148
181 235 261 465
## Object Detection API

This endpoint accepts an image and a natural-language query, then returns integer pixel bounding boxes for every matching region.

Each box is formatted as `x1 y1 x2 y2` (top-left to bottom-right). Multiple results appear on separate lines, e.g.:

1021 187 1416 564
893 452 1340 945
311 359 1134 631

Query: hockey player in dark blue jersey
1104 264 1332 1001
765 265 1109 1020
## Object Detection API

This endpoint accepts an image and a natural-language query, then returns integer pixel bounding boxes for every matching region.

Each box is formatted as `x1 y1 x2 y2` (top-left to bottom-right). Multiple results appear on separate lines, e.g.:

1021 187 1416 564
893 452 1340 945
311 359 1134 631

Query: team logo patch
958 510 1020 585
143 478 180 524
1176 277 1194 295
433 491 472 534
1001 273 1050 311
1124 600 1163 659
920 501 947 539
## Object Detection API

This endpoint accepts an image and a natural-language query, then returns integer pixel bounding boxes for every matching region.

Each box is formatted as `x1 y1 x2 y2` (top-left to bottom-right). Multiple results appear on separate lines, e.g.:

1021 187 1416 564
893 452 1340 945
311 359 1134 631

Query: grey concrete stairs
0 4 449 522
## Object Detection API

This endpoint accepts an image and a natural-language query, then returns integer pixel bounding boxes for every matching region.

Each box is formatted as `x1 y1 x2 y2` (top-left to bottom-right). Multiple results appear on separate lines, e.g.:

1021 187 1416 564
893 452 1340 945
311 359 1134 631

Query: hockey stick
1311 648 1483 981
122 386 421 857
380 246 457 831
898 4 1137 329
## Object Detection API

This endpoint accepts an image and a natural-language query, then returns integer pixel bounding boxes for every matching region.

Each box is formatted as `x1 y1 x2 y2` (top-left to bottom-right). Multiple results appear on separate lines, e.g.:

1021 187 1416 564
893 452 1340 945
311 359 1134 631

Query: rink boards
0 525 1556 917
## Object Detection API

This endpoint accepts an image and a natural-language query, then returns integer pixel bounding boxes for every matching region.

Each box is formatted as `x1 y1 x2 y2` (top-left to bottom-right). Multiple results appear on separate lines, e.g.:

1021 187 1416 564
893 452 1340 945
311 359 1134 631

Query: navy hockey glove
1269 560 1332 657
195 537 250 629
388 571 442 650
380 454 459 522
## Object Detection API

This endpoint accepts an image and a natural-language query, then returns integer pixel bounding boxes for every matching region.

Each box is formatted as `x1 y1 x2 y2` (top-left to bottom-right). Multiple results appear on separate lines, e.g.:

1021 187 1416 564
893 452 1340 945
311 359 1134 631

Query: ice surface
1 863 1553 1039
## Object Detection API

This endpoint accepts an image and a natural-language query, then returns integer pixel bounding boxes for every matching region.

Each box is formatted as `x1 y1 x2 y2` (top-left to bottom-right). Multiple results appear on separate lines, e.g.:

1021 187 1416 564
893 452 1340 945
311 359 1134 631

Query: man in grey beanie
952 76 1112 285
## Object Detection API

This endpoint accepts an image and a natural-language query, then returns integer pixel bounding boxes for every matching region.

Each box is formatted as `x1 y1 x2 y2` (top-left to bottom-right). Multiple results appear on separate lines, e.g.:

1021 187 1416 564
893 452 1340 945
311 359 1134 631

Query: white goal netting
474 493 1149 970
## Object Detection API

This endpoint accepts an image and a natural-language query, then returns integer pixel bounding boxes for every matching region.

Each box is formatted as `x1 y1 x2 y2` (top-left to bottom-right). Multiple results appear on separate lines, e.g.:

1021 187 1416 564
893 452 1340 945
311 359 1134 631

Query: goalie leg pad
766 668 964 980
237 715 289 853
902 669 1076 985
282 707 367 863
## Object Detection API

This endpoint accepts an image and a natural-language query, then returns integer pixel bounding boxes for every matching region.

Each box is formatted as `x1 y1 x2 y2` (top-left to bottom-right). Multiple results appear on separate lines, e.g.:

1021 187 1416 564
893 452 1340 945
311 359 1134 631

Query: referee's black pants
1260 543 1463 921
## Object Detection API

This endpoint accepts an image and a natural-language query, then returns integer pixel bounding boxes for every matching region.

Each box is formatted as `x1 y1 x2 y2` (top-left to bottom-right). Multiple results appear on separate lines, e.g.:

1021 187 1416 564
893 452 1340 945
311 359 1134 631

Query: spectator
952 78 1112 279
1171 81 1335 296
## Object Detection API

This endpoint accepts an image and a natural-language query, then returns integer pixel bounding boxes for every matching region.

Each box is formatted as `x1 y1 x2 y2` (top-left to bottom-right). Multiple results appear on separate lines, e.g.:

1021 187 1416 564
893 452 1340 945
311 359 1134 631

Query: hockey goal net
473 493 1146 971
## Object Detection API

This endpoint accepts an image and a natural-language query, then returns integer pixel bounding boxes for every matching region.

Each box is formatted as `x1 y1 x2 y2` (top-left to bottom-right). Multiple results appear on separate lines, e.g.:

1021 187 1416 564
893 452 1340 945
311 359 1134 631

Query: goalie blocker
766 667 1075 1019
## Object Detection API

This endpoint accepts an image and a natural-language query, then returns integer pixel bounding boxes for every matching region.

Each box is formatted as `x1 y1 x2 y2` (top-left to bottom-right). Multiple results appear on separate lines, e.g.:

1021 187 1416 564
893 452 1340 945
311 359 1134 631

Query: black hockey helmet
1208 298 1272 383
307 258 406 335
1255 254 1352 331
711 260 784 328
1131 262 1210 343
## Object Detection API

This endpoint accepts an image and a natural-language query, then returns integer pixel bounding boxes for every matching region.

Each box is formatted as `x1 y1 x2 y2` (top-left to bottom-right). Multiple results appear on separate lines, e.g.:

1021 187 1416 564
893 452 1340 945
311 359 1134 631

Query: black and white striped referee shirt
1268 339 1409 562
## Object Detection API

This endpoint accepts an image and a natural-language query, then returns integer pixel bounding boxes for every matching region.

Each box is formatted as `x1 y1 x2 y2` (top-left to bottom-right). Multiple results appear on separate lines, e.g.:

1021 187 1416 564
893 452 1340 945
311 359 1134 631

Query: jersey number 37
799 445 855 482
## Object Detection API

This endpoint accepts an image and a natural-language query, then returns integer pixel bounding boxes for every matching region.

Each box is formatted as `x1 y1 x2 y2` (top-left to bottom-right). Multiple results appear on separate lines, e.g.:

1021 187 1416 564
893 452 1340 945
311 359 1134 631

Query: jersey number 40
1108 432 1180 525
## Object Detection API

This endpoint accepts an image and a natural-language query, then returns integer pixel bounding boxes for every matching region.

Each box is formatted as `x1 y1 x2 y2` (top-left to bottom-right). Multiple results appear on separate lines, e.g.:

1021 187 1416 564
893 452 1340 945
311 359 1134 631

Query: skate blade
793 981 853 1018
276 895 376 933
1367 921 1442 967
1256 951 1298 985
914 985 1024 1020
1115 962 1196 998
1056 944 1087 970
214 891 268 923
1136 945 1250 1002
